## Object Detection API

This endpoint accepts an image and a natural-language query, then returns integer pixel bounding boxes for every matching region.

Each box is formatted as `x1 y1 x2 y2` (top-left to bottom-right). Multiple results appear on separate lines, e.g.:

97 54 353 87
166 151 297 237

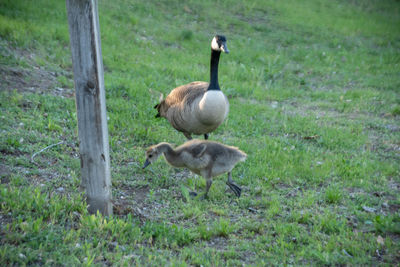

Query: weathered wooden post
66 0 112 215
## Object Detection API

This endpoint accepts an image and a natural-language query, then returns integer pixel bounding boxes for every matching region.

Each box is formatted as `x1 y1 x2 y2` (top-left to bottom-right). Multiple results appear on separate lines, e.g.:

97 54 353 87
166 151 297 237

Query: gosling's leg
204 133 209 140
183 132 192 140
226 172 241 197
201 179 213 199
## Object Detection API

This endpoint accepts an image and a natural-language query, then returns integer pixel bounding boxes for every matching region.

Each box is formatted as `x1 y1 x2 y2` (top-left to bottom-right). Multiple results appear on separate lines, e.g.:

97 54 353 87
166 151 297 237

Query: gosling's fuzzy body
143 139 246 197
154 35 229 140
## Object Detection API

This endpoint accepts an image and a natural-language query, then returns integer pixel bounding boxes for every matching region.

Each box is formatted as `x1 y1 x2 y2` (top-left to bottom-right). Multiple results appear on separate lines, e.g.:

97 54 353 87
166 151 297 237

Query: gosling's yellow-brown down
143 139 246 198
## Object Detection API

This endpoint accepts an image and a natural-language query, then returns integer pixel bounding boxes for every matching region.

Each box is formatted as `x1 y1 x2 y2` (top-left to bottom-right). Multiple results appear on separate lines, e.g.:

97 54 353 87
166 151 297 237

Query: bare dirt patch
0 163 11 184
113 183 150 216
0 40 74 97
0 65 74 98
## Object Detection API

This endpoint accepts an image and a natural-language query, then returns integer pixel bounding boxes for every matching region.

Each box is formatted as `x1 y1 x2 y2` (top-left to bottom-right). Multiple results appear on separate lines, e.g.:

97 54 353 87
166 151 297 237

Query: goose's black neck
207 49 221 91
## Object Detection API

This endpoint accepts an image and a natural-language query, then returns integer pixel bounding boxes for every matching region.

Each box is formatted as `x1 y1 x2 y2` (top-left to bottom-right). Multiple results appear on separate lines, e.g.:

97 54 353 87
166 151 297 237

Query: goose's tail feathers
154 93 164 118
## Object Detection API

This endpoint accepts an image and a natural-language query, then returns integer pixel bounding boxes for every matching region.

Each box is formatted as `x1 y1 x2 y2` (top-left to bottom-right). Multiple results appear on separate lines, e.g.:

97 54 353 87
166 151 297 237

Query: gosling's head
211 35 229 54
142 145 163 169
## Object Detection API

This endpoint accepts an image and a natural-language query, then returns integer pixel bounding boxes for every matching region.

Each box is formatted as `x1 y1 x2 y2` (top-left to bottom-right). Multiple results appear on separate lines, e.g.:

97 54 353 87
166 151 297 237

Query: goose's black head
211 35 229 53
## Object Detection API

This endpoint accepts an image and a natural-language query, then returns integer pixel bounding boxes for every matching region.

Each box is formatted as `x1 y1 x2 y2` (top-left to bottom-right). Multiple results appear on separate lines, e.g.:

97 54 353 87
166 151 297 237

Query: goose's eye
149 155 153 158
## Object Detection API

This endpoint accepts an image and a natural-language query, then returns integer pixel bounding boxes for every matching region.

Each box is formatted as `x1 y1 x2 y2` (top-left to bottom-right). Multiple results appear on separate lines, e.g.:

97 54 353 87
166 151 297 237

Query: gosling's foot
189 191 209 200
226 181 241 197
189 191 198 197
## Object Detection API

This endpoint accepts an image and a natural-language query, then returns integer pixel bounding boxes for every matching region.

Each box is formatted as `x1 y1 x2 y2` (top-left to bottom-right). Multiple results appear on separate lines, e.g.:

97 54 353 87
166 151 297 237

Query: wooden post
66 0 112 215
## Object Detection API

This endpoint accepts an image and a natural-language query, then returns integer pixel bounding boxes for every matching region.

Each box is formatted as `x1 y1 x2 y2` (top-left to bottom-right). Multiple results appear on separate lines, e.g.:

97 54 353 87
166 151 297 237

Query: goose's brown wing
155 81 208 117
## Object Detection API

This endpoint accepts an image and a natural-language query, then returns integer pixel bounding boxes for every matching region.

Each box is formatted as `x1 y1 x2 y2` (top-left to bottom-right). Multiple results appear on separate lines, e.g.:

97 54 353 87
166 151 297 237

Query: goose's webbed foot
226 172 241 197
226 181 241 197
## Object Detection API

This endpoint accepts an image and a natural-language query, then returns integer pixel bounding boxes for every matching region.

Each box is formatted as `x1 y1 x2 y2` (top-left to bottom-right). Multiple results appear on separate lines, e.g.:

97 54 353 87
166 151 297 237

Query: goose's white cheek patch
211 37 220 51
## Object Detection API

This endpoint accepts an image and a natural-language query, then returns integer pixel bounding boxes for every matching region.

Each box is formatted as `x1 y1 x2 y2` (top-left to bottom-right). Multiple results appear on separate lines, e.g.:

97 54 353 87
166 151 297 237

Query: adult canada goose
154 35 230 140
142 139 246 198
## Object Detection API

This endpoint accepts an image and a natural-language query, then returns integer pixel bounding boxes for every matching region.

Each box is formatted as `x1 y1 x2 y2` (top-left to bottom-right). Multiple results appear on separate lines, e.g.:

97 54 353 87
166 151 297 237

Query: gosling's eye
149 155 153 158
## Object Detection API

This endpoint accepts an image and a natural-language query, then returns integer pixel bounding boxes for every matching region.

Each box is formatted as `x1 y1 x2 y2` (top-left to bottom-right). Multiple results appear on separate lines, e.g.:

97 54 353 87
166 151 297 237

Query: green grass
1 0 400 265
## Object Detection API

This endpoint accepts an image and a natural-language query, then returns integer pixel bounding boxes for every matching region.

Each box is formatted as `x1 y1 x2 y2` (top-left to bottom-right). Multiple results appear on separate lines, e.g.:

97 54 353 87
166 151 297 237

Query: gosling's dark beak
221 43 229 54
142 159 151 169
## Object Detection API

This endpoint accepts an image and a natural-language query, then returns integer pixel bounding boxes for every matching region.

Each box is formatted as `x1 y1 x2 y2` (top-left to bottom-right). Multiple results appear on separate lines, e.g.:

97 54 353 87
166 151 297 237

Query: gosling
143 139 246 198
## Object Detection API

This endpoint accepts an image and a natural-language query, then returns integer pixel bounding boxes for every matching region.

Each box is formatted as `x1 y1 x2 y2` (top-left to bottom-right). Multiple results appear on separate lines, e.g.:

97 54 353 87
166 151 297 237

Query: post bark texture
66 0 112 215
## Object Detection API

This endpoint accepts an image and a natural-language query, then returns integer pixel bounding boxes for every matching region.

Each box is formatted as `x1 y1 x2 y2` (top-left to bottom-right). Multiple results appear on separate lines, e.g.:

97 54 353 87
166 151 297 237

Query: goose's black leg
183 132 192 140
226 172 241 197
204 133 209 140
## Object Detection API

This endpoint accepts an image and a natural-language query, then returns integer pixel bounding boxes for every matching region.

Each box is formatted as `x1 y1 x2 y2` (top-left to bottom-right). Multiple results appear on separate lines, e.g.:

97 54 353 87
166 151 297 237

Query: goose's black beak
142 159 151 169
221 43 229 54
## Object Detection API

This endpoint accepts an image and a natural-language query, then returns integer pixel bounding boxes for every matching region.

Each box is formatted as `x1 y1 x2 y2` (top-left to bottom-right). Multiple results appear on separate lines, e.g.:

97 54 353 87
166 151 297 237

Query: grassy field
1 0 400 265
